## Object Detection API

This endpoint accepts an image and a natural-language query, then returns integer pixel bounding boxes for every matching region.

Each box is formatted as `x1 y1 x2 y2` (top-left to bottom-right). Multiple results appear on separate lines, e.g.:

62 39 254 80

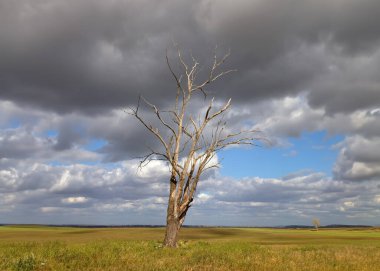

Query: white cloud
40 207 61 213
343 201 355 207
334 136 380 180
196 193 213 204
0 155 379 225
127 160 169 179
62 196 88 204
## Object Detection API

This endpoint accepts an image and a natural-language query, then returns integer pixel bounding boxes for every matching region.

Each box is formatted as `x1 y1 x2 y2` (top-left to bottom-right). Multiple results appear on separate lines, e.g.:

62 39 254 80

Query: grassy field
1 226 380 270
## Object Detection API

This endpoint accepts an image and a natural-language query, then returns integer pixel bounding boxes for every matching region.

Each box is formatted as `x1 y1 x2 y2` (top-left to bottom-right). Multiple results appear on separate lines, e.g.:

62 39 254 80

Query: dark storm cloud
0 0 203 113
54 121 85 151
307 50 380 114
200 0 380 58
1 0 380 114
89 110 164 162
191 0 380 107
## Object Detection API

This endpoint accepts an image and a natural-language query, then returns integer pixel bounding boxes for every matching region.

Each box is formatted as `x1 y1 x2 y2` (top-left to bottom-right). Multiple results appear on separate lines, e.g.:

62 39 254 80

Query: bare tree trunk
163 178 180 247
163 215 179 247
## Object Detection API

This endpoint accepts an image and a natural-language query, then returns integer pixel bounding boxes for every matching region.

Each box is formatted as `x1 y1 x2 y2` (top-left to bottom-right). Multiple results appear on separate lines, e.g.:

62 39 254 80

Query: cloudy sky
1 0 380 226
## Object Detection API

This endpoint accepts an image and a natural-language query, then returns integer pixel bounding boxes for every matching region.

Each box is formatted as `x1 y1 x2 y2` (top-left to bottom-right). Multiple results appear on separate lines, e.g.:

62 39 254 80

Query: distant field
1 226 380 270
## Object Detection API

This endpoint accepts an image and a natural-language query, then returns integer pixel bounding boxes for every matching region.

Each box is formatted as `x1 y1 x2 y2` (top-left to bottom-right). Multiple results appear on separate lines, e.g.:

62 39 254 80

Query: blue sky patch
2 118 22 129
44 130 59 138
85 139 107 151
219 130 344 178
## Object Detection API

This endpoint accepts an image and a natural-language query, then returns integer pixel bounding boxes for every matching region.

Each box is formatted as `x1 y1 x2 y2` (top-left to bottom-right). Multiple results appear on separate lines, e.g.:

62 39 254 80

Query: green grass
1 226 380 270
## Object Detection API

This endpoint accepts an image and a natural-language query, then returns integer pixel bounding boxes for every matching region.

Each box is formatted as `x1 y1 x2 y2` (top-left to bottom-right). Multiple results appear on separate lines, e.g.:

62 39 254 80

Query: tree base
163 220 180 247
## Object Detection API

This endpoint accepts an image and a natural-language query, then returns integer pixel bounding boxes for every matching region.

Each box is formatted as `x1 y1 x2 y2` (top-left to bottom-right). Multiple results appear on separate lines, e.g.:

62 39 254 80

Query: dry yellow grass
1 226 379 270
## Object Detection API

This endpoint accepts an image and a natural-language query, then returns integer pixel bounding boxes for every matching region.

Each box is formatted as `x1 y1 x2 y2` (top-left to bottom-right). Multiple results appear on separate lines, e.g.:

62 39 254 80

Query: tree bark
163 216 180 247
163 177 180 247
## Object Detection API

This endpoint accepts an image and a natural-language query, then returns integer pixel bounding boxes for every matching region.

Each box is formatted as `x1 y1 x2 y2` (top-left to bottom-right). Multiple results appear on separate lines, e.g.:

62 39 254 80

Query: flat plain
1 225 380 270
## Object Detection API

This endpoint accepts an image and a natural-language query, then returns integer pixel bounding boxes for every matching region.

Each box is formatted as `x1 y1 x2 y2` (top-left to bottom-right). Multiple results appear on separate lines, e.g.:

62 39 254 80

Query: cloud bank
1 0 379 225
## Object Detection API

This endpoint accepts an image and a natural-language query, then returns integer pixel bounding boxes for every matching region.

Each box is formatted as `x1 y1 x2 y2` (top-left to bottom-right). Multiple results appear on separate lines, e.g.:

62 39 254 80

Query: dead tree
312 218 321 231
129 47 261 247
